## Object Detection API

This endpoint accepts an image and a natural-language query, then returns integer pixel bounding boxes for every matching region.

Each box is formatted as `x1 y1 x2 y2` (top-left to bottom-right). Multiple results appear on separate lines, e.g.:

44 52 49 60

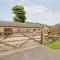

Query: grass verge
45 40 60 49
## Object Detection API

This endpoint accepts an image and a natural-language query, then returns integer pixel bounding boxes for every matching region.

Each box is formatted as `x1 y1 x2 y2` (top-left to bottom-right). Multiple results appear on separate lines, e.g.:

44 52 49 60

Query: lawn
45 40 60 49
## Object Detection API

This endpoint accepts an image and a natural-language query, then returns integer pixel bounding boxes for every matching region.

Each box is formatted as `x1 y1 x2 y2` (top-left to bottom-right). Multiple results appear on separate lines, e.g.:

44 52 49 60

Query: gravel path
0 45 60 60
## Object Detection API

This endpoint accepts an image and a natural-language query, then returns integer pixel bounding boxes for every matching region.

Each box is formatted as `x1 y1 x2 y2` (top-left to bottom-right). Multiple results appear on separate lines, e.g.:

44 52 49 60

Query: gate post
41 29 43 44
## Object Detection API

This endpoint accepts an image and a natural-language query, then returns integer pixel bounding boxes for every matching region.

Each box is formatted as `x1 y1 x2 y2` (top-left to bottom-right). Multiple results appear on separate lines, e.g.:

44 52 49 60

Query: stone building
0 21 49 37
50 23 60 35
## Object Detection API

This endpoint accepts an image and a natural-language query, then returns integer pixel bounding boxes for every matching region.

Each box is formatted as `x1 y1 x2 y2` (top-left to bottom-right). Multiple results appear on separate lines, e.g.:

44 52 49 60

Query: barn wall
0 27 4 32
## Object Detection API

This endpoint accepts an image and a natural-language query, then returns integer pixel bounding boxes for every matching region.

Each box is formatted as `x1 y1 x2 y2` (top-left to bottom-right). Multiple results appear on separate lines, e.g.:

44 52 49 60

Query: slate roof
0 21 43 28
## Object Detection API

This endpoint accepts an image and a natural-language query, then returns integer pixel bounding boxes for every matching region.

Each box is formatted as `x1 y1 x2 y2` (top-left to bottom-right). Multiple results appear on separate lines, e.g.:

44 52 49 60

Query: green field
45 40 60 49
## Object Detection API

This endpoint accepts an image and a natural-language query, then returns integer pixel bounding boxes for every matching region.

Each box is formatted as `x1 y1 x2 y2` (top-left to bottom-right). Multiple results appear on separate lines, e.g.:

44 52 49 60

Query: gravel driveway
0 45 60 60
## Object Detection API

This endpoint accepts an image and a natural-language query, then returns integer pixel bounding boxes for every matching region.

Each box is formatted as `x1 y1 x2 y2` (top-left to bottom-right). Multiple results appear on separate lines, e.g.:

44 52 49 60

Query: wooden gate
0 32 43 52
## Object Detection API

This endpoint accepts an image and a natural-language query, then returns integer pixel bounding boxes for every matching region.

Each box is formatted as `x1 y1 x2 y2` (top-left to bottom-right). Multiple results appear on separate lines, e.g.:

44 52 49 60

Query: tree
12 5 26 23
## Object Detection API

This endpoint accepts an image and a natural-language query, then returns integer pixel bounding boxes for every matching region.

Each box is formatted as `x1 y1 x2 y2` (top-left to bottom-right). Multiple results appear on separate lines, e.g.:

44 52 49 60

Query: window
38 28 41 31
0 33 2 35
17 28 20 32
4 28 13 32
26 29 29 32
33 29 36 31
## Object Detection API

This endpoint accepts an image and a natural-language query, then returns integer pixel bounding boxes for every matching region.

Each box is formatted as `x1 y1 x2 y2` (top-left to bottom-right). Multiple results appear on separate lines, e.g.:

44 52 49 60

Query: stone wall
0 27 49 37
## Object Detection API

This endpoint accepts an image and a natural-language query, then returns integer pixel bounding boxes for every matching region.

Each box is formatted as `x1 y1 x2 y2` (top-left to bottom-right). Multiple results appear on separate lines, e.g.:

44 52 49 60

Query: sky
0 0 60 25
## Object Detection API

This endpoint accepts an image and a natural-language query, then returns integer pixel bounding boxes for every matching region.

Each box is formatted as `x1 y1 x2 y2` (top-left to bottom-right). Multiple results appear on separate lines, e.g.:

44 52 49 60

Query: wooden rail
20 33 41 44
0 32 41 49
0 41 17 48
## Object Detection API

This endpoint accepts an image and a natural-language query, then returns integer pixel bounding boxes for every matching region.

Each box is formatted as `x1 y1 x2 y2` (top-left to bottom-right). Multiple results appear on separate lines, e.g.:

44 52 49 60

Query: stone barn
0 21 49 38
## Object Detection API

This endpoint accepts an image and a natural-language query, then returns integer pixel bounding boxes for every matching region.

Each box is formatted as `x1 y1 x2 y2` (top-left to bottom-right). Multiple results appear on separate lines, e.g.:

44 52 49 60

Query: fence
0 32 43 52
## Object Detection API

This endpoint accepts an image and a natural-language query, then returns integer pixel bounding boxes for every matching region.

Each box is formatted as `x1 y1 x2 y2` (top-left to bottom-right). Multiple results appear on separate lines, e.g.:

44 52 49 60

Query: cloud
0 0 16 3
21 0 56 3
8 0 15 1
25 5 47 14
24 4 60 25
40 0 56 2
